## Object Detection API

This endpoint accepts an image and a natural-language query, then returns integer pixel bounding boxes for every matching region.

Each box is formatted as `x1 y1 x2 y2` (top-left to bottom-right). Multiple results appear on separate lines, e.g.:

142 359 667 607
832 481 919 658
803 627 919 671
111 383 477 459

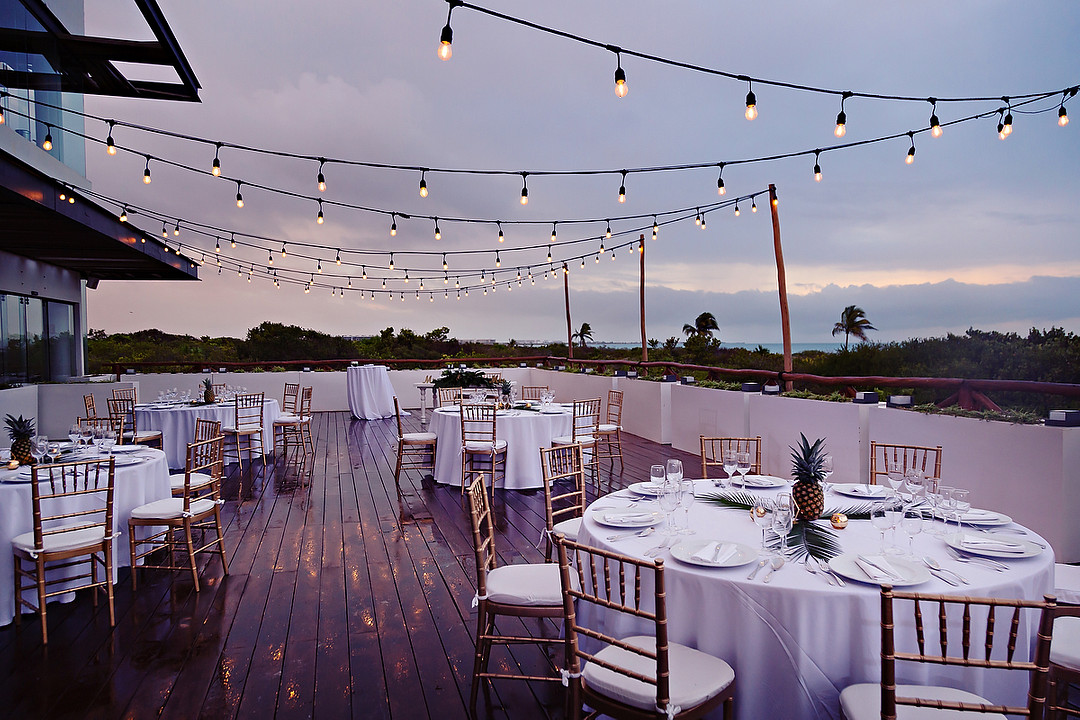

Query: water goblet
48 442 61 464
102 430 116 457
904 468 925 504
658 479 680 536
31 435 48 466
938 486 957 539
886 459 905 498
901 507 924 557
69 423 81 453
820 454 834 495
80 424 94 454
92 426 105 455
923 478 943 536
952 488 971 533
721 451 738 489
884 499 904 555
772 493 794 555
649 464 666 508
752 500 774 551
678 479 696 535
736 452 752 485
870 503 891 553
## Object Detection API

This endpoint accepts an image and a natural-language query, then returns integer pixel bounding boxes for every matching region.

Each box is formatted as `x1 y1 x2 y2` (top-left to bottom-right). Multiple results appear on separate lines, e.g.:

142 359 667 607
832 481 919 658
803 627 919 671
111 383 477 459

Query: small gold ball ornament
830 513 848 529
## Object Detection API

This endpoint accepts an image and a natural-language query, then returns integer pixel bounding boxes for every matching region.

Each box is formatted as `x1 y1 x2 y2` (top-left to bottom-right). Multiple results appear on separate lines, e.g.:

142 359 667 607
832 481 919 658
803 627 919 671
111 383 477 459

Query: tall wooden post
639 234 648 362
563 263 573 359
768 184 793 390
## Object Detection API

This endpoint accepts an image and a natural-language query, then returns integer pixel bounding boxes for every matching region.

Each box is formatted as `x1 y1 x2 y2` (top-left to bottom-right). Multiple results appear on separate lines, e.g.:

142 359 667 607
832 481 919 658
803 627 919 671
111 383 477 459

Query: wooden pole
768 185 793 390
564 263 573 360
639 233 648 362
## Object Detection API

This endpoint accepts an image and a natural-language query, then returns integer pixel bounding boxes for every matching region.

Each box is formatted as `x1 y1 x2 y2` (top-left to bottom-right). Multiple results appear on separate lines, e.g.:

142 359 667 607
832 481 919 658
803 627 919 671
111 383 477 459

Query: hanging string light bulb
230 232 236 249
906 132 916 164
362 265 367 280
751 199 758 213
1001 97 1013 137
997 109 1007 140
235 181 244 208
700 214 707 230
834 92 851 138
143 156 152 184
161 221 167 238
317 200 325 224
734 202 741 217
335 249 341 265
438 0 456 60
442 253 448 270
42 125 53 151
268 251 274 266
495 250 501 268
419 169 429 197
520 172 529 205
173 220 181 236
497 221 504 243
1059 101 1070 127
652 216 658 239
550 222 557 242
613 50 628 98
388 253 394 270
813 150 822 182
317 259 323 274
618 170 627 203
317 158 327 192
434 217 441 240
716 163 726 195
605 220 612 238
106 121 117 155
390 213 397 237
928 98 943 138
744 79 757 121
119 206 128 222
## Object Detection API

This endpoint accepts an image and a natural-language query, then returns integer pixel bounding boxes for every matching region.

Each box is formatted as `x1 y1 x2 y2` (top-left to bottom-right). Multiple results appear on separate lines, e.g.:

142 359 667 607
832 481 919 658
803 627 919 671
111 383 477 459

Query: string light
106 122 116 155
1001 97 1013 137
438 0 456 60
734 202 741 216
362 266 367 279
497 221 504 243
0 95 5 124
613 50 628 98
143 156 152 184
716 163 726 195
173 220 181 236
317 259 323 273
317 159 327 192
443 253 448 270
834 92 851 138
651 216 658 239
751 199 758 213
42 125 53 151
335 249 341 265
605 220 612 238
119 206 128 222
209 143 221 176
929 99 943 138
550 223 557 242
744 79 757 121
906 132 916 164
813 150 822 182
547 248 552 262
1060 102 1070 127
580 258 586 269
519 173 529 205
618 170 627 203
215 238 220 253
434 217 441 240
419 170 428 197
495 250 501 268
281 243 287 258
230 232 236 249
997 109 1007 140
700 215 706 230
317 200 325 224
388 253 394 270
235 181 244 208
161 221 167 238
390 213 397 236
268 251 274 266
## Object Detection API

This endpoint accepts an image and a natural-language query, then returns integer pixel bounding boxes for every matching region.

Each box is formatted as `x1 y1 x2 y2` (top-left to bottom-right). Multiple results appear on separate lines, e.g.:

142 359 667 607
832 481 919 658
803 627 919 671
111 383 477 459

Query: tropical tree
682 312 720 339
831 305 877 350
571 322 594 348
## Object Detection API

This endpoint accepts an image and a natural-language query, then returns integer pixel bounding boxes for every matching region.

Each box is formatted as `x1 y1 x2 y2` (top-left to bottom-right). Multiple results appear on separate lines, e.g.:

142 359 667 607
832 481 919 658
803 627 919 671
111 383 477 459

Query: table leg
420 387 430 425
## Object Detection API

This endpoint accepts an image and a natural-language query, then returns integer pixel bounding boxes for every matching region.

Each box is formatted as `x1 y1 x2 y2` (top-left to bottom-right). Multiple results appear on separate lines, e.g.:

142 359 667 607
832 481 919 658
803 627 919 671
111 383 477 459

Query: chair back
437 386 462 408
461 403 499 449
29 458 116 554
179 435 224 512
570 398 601 441
234 392 264 430
466 474 497 598
84 393 97 419
870 442 941 486
880 585 1057 718
297 386 313 417
282 382 300 414
539 444 586 533
394 396 406 439
1046 603 1080 719
700 436 761 478
521 386 549 401
212 383 226 397
80 415 125 442
112 386 137 403
106 396 138 437
605 390 623 426
485 372 503 385
194 417 222 444
553 535 672 713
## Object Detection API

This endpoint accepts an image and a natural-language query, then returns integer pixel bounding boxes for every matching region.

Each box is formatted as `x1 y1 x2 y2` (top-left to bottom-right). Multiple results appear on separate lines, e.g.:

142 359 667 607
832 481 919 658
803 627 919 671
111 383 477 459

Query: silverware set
644 536 676 558
946 546 1007 572
804 555 845 586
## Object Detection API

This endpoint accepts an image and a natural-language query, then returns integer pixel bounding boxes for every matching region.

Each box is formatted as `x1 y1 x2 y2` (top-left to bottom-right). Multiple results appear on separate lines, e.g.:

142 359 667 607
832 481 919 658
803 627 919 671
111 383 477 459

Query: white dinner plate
540 408 565 414
730 474 787 489
108 455 145 467
627 481 666 496
944 532 1042 559
670 539 758 568
110 445 144 454
933 508 1012 526
593 511 664 528
436 407 461 414
831 483 890 499
829 553 931 586
495 410 515 417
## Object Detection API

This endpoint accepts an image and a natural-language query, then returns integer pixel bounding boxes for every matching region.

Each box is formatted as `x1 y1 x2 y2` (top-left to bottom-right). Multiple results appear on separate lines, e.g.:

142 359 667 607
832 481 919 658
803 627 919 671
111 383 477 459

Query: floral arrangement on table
432 369 493 390
701 433 872 561
5 414 35 466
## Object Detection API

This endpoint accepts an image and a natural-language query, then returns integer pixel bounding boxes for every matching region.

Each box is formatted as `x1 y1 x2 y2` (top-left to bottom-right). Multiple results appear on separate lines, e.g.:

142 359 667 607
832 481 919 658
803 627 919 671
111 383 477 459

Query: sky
79 1 1080 345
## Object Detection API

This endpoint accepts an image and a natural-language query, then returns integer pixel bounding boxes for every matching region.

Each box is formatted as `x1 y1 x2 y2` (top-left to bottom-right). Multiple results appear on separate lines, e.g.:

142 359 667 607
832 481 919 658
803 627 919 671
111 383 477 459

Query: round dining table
577 480 1055 720
347 365 397 420
135 399 281 469
0 447 171 626
430 405 573 490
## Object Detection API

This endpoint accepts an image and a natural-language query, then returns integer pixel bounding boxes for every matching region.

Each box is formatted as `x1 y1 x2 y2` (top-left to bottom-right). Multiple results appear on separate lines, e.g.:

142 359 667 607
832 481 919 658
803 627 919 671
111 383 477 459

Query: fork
946 546 1006 572
644 537 675 558
805 556 837 586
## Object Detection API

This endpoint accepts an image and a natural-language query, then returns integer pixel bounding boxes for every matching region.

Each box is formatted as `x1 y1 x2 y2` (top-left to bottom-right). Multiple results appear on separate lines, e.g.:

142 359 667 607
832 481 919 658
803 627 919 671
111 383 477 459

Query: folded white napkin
961 537 1024 552
849 485 884 495
960 509 998 521
691 542 738 564
604 512 656 525
856 555 904 582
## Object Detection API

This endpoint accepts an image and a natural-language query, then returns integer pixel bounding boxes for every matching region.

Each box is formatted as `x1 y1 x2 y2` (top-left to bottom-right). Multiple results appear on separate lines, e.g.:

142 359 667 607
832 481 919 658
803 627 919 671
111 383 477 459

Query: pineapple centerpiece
202 377 216 404
5 414 36 466
790 433 826 521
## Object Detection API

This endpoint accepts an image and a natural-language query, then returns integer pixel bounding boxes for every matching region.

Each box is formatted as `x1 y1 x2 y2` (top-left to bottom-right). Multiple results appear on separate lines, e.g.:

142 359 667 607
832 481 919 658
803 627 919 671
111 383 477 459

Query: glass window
47 300 75 381
25 296 44 382
0 293 77 384
1 294 26 384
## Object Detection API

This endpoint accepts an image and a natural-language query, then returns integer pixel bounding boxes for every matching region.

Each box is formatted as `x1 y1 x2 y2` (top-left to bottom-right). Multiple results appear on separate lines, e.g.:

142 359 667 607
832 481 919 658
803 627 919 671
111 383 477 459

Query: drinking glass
102 430 116 457
952 488 971 533
665 460 684 531
772 493 794 555
721 451 738 489
678 479 696 535
870 504 891 553
80 425 94 454
904 468 925 504
736 452 752 485
938 486 957 539
92 426 105 455
48 442 61 464
69 423 81 453
901 507 924 557
752 500 774 551
886 459 905 498
820 454 834 495
31 436 48 465
884 498 904 555
650 464 666 487
658 479 680 536
924 478 943 536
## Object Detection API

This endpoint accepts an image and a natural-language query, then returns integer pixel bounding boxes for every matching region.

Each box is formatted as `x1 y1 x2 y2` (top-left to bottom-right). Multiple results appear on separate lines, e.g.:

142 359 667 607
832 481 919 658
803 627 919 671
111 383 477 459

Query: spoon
923 556 968 584
762 555 785 583
746 558 769 580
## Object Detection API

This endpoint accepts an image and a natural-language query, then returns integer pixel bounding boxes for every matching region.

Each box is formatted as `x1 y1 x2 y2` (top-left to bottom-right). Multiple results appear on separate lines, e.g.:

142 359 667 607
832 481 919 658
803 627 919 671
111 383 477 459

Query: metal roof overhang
0 150 198 281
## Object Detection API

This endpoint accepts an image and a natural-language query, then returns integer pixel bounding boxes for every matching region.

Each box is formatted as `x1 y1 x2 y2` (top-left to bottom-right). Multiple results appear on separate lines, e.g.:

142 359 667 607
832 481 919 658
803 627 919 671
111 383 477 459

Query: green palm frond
786 521 842 562
699 491 761 511
823 503 873 520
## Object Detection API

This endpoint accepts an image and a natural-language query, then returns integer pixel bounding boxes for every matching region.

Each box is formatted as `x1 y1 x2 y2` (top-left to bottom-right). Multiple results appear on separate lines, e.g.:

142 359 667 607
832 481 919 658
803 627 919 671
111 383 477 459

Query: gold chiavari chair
129 435 228 592
13 457 117 644
596 389 625 471
222 392 265 473
83 393 97 419
273 384 309 456
106 396 163 448
520 385 549 401
281 387 314 474
869 441 942 486
436 386 462 408
112 386 137 403
460 403 507 494
466 474 566 714
394 397 436 494
552 398 601 485
80 415 125 444
700 436 762 479
212 383 226 398
280 382 300 415
170 418 222 498
840 586 1058 720
1048 603 1080 719
539 443 586 562
553 535 737 720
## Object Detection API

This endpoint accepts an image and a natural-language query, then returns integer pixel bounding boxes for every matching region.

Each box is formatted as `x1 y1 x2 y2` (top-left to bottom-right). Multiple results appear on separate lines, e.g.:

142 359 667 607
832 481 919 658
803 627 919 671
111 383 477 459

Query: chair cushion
12 525 106 555
553 517 581 541
222 426 261 435
169 471 215 492
582 635 735 713
839 683 1007 719
598 424 621 433
131 497 216 520
464 440 507 453
274 414 303 423
402 432 437 443
1051 616 1080 670
551 435 596 446
125 430 162 441
1055 563 1080 605
485 562 568 606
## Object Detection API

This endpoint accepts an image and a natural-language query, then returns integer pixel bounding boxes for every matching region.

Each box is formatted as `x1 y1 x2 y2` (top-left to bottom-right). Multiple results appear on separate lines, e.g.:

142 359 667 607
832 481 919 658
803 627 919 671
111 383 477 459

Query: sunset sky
81 1 1080 344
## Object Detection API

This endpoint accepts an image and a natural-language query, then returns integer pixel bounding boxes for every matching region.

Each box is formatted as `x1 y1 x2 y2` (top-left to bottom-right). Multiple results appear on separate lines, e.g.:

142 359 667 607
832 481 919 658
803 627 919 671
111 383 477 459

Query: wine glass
886 459 905 498
752 500 774 551
736 452 752 485
772 493 794 555
31 436 48 466
650 464 666 488
68 423 81 454
820 454 834 495
48 442 61 464
80 424 94 454
938 486 957 539
884 498 904 555
952 488 971 533
665 460 684 531
871 503 891 553
901 507 924 557
92 426 105 455
904 468 925 504
924 478 943 536
658 478 680 536
721 451 738 489
101 430 116 457
678 479 696 535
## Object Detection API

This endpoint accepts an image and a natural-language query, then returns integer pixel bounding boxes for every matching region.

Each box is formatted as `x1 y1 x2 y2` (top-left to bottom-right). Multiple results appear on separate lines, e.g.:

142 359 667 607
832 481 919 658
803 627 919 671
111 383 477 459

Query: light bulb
173 222 180 236
605 222 612 238
419 173 428 197
212 156 220 175
498 223 504 243
1002 111 1013 136
390 214 397 236
317 207 324 224
751 200 758 213
438 23 453 61
614 63 627 98
236 192 244 208
317 159 326 191
520 175 529 205
434 219 441 240
1060 105 1070 127
281 244 287 258
119 207 128 222
336 250 341 265
834 110 847 138
814 162 822 182
443 254 448 270
106 129 116 155
717 168 726 196
745 89 757 121
931 121 943 138
143 159 152 184
906 135 916 164
550 224 557 242
734 204 740 217
42 128 53 151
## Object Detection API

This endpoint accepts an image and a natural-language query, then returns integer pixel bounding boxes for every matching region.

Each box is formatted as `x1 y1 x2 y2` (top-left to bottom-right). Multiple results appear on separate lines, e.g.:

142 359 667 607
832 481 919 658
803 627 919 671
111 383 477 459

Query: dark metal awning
0 0 200 102
0 149 198 280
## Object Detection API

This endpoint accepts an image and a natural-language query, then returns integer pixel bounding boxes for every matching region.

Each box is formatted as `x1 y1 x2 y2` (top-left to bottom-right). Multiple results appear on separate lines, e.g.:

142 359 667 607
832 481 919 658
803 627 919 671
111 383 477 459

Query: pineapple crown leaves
203 377 214 390
5 414 36 440
790 432 826 484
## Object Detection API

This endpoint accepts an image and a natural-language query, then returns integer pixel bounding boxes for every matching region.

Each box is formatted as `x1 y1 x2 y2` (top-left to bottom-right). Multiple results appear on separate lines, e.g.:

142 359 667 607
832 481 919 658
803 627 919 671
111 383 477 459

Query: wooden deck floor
0 410 700 719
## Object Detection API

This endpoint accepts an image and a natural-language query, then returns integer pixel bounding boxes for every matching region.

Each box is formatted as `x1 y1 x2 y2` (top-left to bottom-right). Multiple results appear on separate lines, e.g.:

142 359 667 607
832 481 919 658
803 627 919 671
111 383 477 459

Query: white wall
0 385 39 449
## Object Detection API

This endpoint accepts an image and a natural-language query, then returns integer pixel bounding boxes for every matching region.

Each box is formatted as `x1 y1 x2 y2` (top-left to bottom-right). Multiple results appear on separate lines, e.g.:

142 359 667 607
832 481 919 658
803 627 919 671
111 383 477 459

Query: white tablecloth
578 482 1055 720
0 449 171 625
347 365 397 420
136 400 281 469
430 406 573 490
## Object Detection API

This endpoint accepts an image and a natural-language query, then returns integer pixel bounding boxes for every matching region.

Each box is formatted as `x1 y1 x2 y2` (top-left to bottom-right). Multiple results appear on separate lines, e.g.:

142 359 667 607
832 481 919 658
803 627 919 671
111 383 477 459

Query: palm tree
831 305 877 350
682 312 720 339
571 322 594 349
